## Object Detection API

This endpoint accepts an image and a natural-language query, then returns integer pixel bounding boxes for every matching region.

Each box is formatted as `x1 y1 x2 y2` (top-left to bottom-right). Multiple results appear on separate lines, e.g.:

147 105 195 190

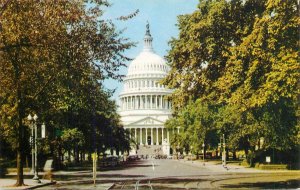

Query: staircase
136 145 163 156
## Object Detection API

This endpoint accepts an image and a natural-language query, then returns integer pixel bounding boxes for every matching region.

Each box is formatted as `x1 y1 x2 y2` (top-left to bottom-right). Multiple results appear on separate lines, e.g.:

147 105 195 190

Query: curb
106 183 115 190
27 181 57 190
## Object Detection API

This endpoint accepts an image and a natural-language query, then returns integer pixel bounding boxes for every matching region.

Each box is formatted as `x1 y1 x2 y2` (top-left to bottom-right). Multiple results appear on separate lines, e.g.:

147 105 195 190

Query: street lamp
202 143 205 166
222 134 226 167
27 113 41 183
27 114 34 174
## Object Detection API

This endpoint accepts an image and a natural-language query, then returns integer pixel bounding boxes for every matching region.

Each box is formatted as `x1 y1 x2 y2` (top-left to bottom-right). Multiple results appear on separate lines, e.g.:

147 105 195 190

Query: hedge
255 163 287 170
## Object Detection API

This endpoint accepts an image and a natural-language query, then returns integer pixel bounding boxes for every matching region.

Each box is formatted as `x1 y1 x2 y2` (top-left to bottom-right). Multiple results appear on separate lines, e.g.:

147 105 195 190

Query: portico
126 127 171 146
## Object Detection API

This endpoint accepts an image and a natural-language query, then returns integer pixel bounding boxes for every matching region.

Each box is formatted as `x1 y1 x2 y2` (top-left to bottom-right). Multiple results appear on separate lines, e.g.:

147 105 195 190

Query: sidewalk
178 159 266 173
0 178 55 190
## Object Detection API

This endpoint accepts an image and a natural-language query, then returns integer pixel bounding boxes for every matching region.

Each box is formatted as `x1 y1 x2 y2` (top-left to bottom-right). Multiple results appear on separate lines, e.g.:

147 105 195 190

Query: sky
102 0 199 102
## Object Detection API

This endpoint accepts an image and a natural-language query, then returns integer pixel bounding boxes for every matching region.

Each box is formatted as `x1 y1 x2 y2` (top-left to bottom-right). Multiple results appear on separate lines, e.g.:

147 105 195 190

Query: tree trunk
226 149 229 161
68 150 71 162
233 150 237 160
244 147 249 157
15 147 24 186
15 92 25 186
76 148 79 163
88 152 91 161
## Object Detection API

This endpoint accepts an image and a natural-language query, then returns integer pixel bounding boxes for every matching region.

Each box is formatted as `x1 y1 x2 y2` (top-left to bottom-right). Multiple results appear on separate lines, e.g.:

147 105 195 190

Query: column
165 99 168 109
142 95 145 109
160 96 163 109
129 96 131 109
162 128 164 143
135 96 138 109
151 128 153 145
135 128 137 140
140 96 142 109
167 130 170 143
128 97 130 109
126 97 129 110
140 128 143 145
146 128 148 145
126 97 128 110
132 96 134 109
133 96 135 109
150 95 153 109
156 128 159 145
121 98 123 110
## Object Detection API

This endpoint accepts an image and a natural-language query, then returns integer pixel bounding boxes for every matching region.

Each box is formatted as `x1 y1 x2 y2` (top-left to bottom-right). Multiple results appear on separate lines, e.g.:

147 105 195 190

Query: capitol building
119 23 173 156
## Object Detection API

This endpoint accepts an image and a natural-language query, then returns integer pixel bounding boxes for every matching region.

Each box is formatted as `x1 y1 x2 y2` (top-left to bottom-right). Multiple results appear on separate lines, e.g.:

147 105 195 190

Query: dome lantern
143 21 153 52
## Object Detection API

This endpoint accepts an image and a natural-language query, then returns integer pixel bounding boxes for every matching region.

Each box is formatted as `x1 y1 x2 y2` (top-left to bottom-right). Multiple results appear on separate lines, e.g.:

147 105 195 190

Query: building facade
119 23 173 156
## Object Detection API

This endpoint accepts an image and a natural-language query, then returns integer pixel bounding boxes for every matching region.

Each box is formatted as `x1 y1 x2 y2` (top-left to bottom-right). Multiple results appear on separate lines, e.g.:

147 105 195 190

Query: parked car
127 155 138 161
167 155 173 159
99 156 120 167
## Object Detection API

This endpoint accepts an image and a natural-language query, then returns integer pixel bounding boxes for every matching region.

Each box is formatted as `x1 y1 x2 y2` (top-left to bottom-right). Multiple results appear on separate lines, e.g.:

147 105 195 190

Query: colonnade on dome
120 95 171 110
123 78 167 90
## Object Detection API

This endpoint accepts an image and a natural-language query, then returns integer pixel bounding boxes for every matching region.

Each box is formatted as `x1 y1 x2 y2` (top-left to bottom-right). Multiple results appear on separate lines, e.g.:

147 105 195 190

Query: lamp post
27 114 34 174
222 134 226 167
202 143 205 166
27 114 41 183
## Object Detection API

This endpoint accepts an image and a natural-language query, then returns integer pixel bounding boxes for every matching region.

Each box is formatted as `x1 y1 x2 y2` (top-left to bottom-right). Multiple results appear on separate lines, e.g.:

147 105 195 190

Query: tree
163 0 266 112
166 100 217 157
0 0 133 186
218 0 299 153
164 0 299 164
61 128 85 162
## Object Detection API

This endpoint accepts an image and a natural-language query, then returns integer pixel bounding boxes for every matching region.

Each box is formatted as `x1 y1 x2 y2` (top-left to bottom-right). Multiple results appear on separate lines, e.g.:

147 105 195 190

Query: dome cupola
143 21 154 52
127 22 170 77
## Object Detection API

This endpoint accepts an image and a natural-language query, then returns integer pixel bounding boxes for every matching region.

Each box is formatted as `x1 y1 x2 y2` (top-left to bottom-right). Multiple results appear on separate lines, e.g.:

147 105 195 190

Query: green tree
61 128 85 162
163 0 266 111
166 100 217 157
218 0 299 153
0 0 133 185
164 0 299 164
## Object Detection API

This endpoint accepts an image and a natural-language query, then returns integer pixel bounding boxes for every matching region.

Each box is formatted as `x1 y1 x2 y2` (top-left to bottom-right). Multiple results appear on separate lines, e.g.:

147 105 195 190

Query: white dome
127 51 169 76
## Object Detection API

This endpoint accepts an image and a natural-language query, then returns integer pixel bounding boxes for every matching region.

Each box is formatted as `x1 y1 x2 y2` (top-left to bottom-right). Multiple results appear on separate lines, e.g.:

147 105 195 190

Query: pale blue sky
103 0 199 101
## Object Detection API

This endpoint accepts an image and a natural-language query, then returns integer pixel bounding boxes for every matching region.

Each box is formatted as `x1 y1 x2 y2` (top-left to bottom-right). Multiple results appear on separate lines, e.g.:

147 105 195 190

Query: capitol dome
119 23 174 156
127 51 169 76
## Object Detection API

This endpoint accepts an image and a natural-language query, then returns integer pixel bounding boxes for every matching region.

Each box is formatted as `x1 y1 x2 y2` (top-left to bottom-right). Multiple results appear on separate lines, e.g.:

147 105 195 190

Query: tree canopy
164 0 299 164
0 0 133 186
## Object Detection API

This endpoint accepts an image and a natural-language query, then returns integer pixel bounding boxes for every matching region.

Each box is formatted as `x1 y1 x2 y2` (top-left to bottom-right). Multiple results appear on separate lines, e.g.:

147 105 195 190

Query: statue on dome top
146 21 151 36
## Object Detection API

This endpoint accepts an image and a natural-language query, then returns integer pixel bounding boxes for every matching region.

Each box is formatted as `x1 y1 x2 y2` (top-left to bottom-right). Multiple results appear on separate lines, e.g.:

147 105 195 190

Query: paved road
37 159 300 189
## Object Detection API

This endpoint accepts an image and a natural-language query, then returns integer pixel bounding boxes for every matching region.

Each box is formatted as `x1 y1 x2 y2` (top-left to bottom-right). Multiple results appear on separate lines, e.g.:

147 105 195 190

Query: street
36 159 300 189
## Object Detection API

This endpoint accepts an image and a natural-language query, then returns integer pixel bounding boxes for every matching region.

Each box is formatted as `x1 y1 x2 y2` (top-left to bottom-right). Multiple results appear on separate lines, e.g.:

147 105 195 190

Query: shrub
255 163 287 170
